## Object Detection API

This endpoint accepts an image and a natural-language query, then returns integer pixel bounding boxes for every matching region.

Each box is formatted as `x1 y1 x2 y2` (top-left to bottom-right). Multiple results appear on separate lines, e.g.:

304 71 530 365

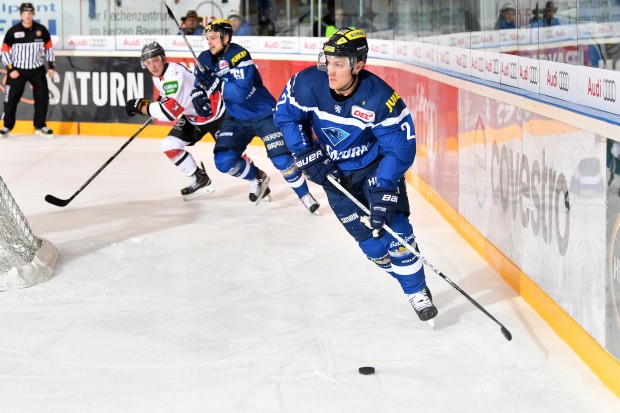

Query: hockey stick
45 117 153 207
164 3 207 73
327 175 513 341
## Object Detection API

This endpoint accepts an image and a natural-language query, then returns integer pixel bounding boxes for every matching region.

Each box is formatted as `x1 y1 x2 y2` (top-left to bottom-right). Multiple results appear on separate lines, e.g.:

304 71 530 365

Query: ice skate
181 163 214 201
249 169 271 204
35 127 54 137
300 193 320 214
0 127 11 138
408 287 438 327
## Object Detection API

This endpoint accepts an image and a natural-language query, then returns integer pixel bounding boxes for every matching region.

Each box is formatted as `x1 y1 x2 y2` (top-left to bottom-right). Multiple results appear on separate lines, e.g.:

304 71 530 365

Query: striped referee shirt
1 21 54 71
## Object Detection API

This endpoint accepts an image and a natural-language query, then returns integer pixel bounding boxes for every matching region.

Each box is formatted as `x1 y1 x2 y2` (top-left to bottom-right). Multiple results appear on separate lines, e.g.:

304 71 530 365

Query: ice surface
0 134 618 412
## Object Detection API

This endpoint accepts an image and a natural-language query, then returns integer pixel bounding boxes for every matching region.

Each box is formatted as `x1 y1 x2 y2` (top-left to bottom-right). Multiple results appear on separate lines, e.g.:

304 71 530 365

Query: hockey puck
358 366 375 375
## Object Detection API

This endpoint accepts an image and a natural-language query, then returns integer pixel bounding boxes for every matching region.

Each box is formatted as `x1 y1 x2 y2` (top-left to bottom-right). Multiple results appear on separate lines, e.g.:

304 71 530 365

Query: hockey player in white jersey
126 42 224 200
274 29 438 322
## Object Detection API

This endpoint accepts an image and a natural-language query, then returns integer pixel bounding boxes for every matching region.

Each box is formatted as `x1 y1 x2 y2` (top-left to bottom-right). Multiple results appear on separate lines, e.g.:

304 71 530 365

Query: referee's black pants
2 66 49 130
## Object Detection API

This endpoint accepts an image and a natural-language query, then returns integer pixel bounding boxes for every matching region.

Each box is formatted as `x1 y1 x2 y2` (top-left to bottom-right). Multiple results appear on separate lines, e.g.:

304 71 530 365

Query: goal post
0 175 58 290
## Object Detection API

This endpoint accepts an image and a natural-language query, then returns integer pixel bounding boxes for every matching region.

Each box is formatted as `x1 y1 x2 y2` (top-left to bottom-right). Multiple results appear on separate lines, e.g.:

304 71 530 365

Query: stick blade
45 194 70 207
501 326 513 341
164 3 175 19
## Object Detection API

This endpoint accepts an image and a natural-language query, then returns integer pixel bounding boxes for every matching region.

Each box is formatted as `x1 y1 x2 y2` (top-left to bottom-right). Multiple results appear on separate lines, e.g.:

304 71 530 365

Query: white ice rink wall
374 37 620 397
1 34 619 397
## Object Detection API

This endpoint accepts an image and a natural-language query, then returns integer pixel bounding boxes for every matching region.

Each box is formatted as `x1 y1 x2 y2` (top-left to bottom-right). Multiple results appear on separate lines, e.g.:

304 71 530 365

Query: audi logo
558 71 569 91
529 66 538 85
509 62 517 79
493 59 500 74
89 39 107 47
238 40 252 49
604 79 617 102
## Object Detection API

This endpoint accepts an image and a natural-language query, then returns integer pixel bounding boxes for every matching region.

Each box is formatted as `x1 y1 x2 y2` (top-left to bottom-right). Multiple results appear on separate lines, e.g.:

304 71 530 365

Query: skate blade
306 202 320 215
182 186 215 201
254 176 272 205
256 194 272 205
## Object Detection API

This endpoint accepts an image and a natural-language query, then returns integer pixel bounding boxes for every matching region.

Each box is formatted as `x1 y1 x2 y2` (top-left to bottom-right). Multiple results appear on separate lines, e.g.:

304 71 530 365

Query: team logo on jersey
36 30 42 37
321 127 350 146
351 105 375 122
162 81 179 95
334 105 342 113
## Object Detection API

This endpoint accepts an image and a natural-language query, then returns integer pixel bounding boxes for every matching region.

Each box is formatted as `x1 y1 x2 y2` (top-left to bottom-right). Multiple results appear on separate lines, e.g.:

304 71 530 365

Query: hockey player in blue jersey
190 18 320 213
273 28 438 322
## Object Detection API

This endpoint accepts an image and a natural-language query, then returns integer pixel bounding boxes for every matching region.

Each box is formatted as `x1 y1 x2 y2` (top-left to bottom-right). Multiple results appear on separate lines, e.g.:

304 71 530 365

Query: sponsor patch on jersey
321 127 350 146
219 60 229 70
162 81 179 95
231 50 247 66
385 91 401 113
14 32 25 39
327 144 370 161
351 105 375 122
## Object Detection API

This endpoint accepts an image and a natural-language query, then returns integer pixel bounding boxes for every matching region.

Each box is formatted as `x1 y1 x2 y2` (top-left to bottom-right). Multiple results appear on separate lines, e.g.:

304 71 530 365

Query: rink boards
1 51 619 397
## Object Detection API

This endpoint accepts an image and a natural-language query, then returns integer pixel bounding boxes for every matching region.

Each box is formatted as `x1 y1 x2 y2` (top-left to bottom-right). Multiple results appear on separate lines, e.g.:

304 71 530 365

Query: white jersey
148 61 224 125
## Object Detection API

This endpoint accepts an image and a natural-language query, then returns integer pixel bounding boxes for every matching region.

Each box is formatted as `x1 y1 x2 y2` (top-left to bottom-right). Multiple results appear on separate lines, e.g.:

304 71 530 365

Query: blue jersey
196 43 276 121
274 66 416 190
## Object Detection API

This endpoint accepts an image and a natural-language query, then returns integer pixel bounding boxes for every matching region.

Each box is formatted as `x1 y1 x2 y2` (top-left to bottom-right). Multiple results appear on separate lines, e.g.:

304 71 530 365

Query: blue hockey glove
191 88 213 118
194 67 221 97
368 187 398 235
125 98 149 117
294 146 342 186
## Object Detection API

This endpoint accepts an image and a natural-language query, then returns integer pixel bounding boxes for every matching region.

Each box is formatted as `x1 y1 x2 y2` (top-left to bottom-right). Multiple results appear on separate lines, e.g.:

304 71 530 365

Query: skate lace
409 290 433 311
250 177 261 196
185 176 198 190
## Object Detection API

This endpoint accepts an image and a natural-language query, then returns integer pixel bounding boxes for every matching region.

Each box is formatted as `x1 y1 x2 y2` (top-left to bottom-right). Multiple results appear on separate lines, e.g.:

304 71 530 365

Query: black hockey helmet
140 42 165 68
318 28 369 71
206 18 234 39
141 42 165 61
324 28 368 61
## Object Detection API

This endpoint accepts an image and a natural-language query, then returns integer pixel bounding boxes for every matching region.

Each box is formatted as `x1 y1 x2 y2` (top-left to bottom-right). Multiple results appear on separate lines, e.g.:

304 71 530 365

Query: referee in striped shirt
1 2 55 138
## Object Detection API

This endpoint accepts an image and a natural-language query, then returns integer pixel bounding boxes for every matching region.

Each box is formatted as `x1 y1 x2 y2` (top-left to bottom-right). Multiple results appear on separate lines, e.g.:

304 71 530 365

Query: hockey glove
294 146 342 186
368 187 398 235
191 88 213 118
194 67 221 97
126 98 150 117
